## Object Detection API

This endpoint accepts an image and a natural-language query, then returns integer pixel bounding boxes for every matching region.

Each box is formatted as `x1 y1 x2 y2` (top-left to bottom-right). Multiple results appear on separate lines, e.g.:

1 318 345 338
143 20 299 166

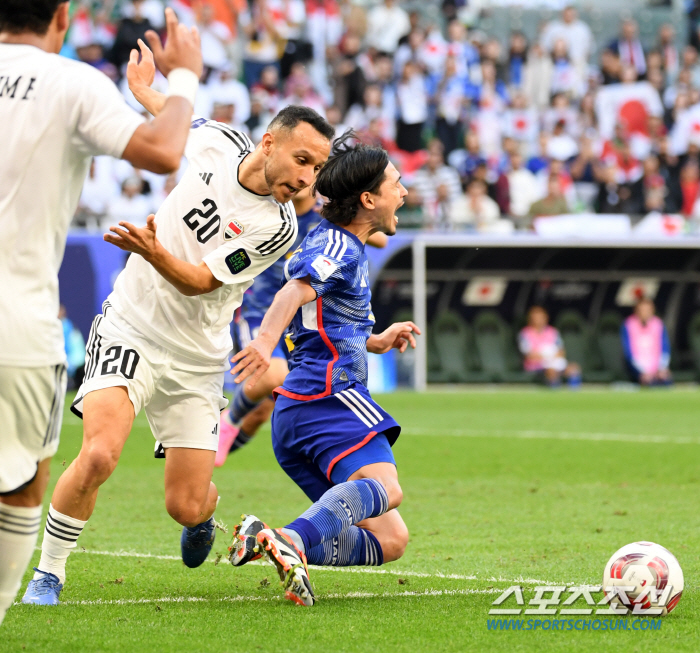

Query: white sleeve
70 64 145 158
203 224 292 286
185 118 252 160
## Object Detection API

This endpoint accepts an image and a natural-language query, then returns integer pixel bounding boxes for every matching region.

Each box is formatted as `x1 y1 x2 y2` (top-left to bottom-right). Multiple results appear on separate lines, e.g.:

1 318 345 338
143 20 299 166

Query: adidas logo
199 172 213 185
212 424 218 435
339 370 349 382
360 275 367 288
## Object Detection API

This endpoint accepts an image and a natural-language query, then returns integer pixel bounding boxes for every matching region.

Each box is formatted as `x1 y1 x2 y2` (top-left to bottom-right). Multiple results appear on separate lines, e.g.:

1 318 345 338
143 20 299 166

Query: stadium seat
555 310 613 383
430 311 488 383
473 311 532 383
595 311 627 381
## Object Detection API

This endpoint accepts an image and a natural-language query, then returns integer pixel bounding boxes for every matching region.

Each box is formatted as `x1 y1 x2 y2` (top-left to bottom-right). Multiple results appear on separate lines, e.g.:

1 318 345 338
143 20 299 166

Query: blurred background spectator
62 0 700 234
518 306 582 387
59 305 86 389
621 297 672 386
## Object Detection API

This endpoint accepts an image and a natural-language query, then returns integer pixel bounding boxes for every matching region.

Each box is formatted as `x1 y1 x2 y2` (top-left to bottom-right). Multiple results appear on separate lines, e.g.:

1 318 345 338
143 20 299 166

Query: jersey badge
224 219 244 240
311 255 338 281
199 172 213 185
225 248 252 275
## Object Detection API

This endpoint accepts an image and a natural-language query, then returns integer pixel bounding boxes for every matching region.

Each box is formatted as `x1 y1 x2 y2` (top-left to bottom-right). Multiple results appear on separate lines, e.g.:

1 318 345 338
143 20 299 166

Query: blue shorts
234 315 289 360
271 384 401 502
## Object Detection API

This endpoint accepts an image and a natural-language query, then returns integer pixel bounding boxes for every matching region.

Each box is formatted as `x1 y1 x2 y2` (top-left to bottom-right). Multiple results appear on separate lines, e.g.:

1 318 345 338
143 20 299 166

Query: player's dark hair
0 0 67 35
313 130 389 227
267 105 335 142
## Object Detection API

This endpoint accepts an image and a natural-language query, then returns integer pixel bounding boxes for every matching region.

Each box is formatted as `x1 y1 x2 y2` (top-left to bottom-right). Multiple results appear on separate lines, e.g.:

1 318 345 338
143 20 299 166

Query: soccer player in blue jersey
227 133 419 606
215 187 387 465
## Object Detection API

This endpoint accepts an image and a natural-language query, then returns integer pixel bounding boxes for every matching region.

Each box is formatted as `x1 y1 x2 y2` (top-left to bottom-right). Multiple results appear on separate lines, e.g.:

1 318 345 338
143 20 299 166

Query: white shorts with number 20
72 303 228 452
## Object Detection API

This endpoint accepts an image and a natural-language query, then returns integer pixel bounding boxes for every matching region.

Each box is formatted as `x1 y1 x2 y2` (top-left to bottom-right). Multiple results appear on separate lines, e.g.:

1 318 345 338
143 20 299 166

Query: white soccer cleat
256 528 315 607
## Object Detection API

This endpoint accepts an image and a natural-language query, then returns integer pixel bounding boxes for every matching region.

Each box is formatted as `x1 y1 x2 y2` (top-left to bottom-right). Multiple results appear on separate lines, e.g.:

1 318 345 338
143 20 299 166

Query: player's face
263 123 331 203
371 162 407 236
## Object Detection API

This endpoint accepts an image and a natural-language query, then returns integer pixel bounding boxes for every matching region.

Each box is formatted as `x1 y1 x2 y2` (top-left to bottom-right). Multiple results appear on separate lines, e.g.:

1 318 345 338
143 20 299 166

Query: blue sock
305 526 383 566
228 383 260 423
285 479 389 552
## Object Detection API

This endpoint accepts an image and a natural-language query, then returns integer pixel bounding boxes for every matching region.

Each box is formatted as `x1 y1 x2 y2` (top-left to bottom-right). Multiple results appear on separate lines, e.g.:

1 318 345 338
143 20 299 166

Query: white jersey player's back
108 119 298 365
0 44 144 367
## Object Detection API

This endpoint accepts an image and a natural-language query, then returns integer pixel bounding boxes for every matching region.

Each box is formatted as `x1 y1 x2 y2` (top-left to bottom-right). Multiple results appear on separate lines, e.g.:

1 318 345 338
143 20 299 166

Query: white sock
0 503 42 625
35 504 86 585
280 527 305 554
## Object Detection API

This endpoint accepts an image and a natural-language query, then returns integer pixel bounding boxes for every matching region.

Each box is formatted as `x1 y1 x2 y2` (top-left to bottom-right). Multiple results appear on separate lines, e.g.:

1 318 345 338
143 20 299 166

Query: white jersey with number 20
108 119 298 365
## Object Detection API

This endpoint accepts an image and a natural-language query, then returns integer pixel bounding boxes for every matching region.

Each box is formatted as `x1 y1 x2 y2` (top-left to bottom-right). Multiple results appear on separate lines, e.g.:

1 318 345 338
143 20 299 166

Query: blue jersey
240 208 321 320
278 219 374 399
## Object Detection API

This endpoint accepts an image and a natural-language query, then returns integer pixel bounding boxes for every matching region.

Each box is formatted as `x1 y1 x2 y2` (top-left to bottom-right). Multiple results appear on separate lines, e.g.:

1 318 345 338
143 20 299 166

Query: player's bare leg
24 387 133 604
164 447 220 567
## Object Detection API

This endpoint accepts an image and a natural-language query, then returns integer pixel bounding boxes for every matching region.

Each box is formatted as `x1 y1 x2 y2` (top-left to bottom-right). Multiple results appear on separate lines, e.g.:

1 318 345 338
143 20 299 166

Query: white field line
401 427 700 446
21 587 502 607
52 547 571 587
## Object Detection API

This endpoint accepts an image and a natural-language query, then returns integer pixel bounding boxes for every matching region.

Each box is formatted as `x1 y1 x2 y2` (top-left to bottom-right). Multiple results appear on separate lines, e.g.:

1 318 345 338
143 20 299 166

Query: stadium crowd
66 0 700 232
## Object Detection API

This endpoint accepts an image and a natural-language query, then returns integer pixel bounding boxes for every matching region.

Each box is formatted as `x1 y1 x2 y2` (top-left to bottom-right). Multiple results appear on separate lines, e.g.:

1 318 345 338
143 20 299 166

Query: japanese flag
462 277 507 306
616 278 660 306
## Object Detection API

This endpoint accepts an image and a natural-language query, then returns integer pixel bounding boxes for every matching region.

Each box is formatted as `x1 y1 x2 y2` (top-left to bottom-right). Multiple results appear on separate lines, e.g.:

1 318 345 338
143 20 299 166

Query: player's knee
381 520 409 563
79 446 119 486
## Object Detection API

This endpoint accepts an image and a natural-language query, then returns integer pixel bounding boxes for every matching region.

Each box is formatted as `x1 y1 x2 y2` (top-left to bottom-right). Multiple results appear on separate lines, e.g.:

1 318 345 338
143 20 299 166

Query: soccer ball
603 541 684 616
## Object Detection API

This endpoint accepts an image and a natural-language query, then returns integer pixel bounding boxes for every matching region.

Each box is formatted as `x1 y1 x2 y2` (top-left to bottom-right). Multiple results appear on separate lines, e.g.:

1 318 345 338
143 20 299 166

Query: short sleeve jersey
0 44 145 367
240 206 322 321
277 220 375 399
108 119 297 365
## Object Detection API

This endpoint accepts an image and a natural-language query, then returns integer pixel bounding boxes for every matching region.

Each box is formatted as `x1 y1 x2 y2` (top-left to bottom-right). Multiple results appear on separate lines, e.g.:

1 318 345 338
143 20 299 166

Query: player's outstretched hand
127 39 156 93
366 321 421 355
230 340 273 388
144 7 202 78
104 214 159 261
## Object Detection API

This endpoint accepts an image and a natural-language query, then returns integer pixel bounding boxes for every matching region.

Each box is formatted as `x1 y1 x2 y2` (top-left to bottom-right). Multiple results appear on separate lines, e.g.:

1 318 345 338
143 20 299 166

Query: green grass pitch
3 389 700 652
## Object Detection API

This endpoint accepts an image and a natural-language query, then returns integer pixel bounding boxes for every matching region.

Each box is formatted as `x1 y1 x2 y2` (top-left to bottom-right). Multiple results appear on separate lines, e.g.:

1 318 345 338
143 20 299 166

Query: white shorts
0 364 67 494
72 305 228 452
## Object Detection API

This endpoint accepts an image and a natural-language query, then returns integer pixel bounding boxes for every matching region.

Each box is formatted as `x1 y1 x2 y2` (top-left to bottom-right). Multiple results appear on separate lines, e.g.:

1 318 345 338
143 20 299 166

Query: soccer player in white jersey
0 0 202 623
21 43 334 605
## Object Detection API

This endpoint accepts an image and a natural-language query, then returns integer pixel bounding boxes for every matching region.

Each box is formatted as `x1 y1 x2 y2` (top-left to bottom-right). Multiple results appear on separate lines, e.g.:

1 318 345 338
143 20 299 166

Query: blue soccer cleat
21 568 63 605
181 517 216 568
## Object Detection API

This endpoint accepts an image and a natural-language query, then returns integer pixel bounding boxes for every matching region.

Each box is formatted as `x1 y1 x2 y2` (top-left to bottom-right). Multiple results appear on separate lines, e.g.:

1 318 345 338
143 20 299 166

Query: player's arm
104 214 222 296
120 10 202 172
366 321 420 354
231 278 317 386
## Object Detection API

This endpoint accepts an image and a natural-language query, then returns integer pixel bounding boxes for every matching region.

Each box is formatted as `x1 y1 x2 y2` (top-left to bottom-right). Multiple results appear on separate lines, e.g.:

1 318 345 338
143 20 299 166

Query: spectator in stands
240 0 283 87
609 19 646 79
680 158 700 216
657 23 679 83
396 61 428 152
523 43 553 110
621 298 672 385
453 178 501 231
412 139 464 226
333 33 367 116
528 173 568 221
197 2 233 71
599 48 622 85
432 56 469 156
109 0 154 76
506 31 528 88
366 0 411 55
540 5 594 68
102 176 153 231
507 151 540 221
449 130 486 183
518 306 581 387
549 39 585 100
